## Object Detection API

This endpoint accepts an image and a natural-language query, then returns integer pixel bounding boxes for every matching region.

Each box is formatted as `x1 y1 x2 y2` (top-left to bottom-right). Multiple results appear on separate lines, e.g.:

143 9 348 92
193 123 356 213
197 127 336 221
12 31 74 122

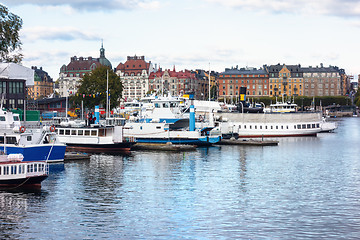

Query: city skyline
2 0 360 80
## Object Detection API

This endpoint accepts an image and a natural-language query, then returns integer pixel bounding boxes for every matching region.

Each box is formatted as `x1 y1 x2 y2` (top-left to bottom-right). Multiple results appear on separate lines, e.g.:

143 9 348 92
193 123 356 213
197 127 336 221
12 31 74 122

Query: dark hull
65 142 134 153
0 175 48 189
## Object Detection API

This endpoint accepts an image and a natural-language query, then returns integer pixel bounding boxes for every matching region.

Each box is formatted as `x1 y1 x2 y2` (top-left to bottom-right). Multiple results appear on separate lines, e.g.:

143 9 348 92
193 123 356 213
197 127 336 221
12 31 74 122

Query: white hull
216 112 322 138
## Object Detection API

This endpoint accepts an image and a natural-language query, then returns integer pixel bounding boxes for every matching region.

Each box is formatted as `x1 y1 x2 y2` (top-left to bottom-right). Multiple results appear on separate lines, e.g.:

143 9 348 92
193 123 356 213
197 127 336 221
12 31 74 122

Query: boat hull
65 142 134 153
134 136 221 146
0 175 48 188
0 144 67 163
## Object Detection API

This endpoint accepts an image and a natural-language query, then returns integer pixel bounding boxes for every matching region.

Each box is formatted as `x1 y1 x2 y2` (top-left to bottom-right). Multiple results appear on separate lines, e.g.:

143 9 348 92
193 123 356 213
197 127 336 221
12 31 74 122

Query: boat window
271 126 273 129
78 130 83 135
255 125 257 129
85 130 90 136
71 130 77 135
156 126 161 129
265 126 267 129
312 124 315 128
316 124 320 128
276 126 278 129
250 125 252 129
297 124 301 129
34 164 38 172
0 116 5 121
286 126 289 129
281 126 283 129
99 129 105 136
155 103 160 108
302 124 306 129
27 136 32 141
59 129 64 135
91 130 97 136
260 126 262 129
244 125 246 129
65 129 70 135
294 125 297 129
0 166 2 175
4 166 9 175
18 165 21 174
11 165 16 174
13 116 19 121
307 124 310 129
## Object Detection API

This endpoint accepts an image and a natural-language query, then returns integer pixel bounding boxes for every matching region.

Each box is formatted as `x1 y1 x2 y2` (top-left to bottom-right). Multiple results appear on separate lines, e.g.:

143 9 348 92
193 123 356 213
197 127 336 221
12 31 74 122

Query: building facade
148 68 197 98
302 64 341 97
28 66 53 100
218 67 269 99
58 43 112 97
115 56 152 100
266 64 303 97
0 63 33 110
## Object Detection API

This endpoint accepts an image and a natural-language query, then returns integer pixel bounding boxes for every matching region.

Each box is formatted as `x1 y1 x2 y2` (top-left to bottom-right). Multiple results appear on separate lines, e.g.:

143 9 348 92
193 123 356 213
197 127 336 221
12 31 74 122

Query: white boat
263 101 297 113
123 121 221 146
0 153 49 189
217 112 322 138
320 117 337 132
54 119 136 153
0 109 66 163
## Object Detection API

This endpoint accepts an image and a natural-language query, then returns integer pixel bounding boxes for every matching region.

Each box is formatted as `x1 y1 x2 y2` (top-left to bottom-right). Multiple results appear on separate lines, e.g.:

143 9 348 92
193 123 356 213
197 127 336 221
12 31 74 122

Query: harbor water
1 117 360 239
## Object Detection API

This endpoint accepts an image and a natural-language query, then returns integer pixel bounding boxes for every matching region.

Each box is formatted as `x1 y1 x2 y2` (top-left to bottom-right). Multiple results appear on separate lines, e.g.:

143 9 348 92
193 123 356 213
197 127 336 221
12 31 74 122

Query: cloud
2 0 161 11
204 0 360 18
21 27 100 42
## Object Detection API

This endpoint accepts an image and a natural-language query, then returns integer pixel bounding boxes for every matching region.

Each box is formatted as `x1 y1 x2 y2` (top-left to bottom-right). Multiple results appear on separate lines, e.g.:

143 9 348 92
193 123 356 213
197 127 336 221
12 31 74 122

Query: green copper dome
99 43 112 69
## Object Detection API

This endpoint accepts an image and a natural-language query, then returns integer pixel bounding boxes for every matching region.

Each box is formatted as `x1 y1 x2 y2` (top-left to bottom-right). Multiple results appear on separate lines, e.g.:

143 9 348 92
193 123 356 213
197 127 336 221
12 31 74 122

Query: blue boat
0 109 66 163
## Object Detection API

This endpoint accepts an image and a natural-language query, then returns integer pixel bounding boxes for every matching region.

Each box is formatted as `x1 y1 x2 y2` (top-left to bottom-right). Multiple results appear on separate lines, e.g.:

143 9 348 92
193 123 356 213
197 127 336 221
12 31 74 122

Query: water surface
1 118 360 239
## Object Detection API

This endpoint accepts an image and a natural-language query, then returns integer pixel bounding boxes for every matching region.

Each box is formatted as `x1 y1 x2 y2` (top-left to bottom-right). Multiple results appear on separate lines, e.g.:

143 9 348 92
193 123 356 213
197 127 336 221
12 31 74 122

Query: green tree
71 66 123 110
0 4 23 63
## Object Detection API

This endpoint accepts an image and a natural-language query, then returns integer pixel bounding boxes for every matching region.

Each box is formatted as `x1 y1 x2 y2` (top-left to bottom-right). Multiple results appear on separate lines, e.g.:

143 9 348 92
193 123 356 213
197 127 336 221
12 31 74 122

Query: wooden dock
217 139 279 146
132 143 197 151
64 152 91 161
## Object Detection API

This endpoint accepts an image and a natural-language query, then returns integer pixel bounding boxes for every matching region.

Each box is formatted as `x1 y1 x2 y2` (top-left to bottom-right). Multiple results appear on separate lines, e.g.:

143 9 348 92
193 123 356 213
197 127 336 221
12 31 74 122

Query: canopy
0 63 34 86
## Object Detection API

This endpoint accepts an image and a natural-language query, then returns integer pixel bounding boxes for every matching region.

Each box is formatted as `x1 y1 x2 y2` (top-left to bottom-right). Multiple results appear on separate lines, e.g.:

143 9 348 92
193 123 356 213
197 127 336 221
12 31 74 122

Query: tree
71 66 123 110
0 4 23 63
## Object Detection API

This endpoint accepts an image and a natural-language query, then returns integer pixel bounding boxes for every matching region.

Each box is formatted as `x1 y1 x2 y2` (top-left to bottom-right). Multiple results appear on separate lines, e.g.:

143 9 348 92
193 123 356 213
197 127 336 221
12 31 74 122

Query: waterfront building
0 63 33 109
115 55 153 101
28 66 53 100
265 64 303 97
218 66 269 100
302 64 342 96
194 70 218 100
148 68 197 98
58 43 112 97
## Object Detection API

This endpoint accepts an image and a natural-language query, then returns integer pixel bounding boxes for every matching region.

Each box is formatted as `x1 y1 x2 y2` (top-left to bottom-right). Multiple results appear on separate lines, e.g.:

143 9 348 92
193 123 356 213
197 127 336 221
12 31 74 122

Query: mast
106 69 109 118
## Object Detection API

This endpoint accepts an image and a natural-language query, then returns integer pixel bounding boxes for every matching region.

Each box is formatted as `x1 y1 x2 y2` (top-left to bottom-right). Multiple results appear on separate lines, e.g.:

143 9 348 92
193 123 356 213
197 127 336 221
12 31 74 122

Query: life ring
20 126 26 133
50 125 56 132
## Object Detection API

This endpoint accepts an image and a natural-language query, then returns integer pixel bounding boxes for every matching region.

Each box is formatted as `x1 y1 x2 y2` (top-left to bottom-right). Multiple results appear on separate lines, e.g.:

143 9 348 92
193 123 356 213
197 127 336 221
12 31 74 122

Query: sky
2 0 360 81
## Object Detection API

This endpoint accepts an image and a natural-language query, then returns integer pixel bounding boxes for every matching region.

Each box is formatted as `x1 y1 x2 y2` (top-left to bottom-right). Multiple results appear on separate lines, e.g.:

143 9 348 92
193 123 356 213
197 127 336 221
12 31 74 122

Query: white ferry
0 153 49 189
217 112 322 138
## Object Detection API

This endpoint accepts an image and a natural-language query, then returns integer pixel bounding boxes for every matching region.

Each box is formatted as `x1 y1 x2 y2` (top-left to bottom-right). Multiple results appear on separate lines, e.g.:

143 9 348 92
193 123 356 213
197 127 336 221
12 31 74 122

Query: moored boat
55 124 136 153
0 153 49 189
0 109 66 163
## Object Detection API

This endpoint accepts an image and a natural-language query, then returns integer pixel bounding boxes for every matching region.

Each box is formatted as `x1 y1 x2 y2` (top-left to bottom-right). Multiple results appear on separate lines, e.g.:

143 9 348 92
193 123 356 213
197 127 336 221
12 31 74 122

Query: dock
217 138 279 146
132 142 197 151
64 152 91 161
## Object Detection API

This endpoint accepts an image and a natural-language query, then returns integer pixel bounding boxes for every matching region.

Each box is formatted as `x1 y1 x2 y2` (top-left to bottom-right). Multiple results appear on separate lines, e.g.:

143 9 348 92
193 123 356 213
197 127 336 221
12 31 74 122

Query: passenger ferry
217 111 322 138
0 153 49 189
55 118 136 153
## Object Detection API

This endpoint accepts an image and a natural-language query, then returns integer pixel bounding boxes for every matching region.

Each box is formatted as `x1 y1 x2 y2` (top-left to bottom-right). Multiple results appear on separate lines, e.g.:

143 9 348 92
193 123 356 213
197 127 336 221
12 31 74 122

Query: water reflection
1 118 360 239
